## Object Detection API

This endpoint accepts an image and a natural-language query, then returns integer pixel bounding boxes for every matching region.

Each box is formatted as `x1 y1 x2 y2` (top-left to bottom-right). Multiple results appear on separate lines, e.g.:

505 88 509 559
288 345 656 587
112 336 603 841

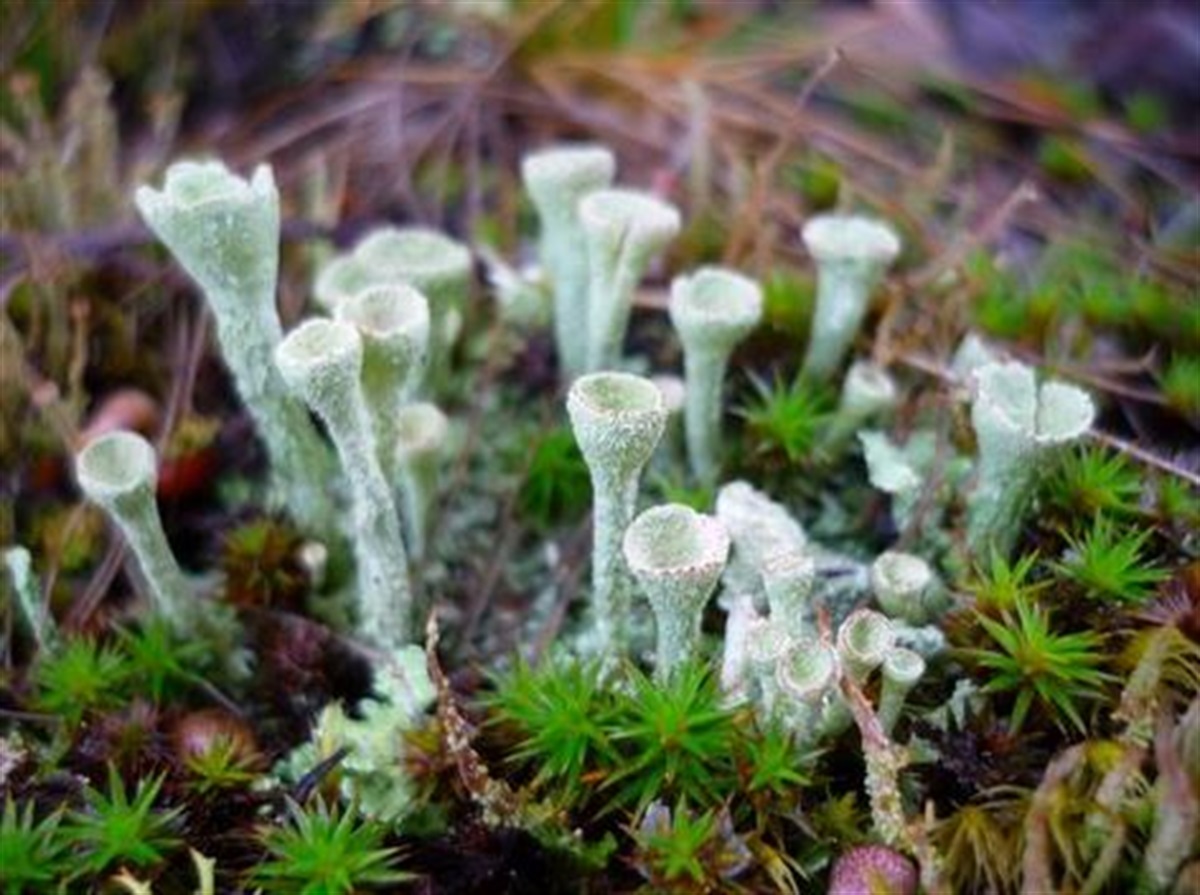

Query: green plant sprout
738 370 835 466
668 266 763 485
250 798 411 895
0 797 69 894
966 593 1112 734
32 637 132 728
136 160 338 535
63 766 182 881
276 319 413 648
1045 445 1144 519
1054 514 1168 605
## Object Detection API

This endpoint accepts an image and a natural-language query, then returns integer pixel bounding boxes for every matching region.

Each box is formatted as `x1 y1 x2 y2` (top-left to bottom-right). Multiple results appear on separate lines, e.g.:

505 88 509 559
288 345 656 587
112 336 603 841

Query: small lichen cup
521 145 616 379
669 266 763 485
877 647 926 735
836 608 896 684
567 372 667 661
800 214 900 381
335 283 432 476
624 504 731 681
821 360 898 454
136 159 338 535
870 551 936 625
75 431 191 629
967 361 1094 558
579 189 681 371
275 319 412 649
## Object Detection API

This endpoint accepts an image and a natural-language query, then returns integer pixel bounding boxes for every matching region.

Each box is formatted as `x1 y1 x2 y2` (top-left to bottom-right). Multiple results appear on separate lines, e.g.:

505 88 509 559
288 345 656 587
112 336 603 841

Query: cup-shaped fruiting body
568 372 667 660
392 402 449 562
951 332 1003 388
669 267 763 484
821 360 897 454
75 432 191 629
968 361 1094 558
719 591 762 699
800 214 900 381
761 550 817 640
870 551 936 625
3 547 55 651
624 504 730 680
136 160 337 535
836 608 896 683
314 227 471 392
579 189 681 371
521 145 617 378
336 283 432 475
776 638 838 735
877 647 925 735
275 319 412 648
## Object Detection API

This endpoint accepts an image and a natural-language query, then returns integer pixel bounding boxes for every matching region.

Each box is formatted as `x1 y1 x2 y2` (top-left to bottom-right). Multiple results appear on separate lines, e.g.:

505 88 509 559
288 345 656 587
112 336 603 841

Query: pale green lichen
521 145 616 378
836 608 896 684
967 361 1094 558
579 189 680 371
3 546 55 651
821 361 898 455
623 504 730 680
75 431 192 630
870 551 939 625
136 160 338 535
669 266 763 484
877 647 926 735
800 214 900 381
392 402 449 562
567 372 667 661
275 319 412 648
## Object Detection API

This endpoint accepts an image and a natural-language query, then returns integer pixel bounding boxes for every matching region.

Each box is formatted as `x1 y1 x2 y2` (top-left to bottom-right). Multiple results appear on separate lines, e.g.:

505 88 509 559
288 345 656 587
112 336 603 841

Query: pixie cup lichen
521 145 616 379
75 431 192 629
821 361 898 454
623 504 730 681
761 550 817 639
392 402 449 562
870 551 937 625
335 283 432 475
967 361 1094 558
136 160 338 535
800 214 900 381
669 266 763 484
275 319 412 649
579 189 681 371
567 372 667 661
877 647 925 735
836 608 896 684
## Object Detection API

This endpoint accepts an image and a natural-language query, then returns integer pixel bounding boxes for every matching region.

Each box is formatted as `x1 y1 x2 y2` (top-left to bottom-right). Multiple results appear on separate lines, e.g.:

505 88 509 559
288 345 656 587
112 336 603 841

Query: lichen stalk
135 161 338 535
800 214 900 381
580 189 680 371
392 402 449 561
75 431 192 630
669 267 763 484
877 648 926 735
521 145 616 379
275 319 412 648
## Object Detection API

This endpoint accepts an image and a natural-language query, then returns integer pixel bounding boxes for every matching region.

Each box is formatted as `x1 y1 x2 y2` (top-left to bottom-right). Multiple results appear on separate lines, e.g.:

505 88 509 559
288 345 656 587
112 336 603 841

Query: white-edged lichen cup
567 372 667 661
75 431 191 629
336 283 432 475
836 608 896 684
776 637 838 736
800 214 900 380
870 551 936 625
967 361 1094 558
669 266 763 484
275 319 412 649
822 361 898 454
579 189 681 371
136 160 338 535
392 402 449 562
521 145 616 379
877 647 926 735
623 504 730 681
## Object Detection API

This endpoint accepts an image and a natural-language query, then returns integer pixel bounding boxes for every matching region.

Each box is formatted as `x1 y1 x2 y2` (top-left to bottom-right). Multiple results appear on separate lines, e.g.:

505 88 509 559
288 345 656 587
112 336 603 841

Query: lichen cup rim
801 213 901 262
623 504 730 583
275 318 362 387
578 188 682 242
136 158 274 214
75 430 157 498
337 283 431 339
